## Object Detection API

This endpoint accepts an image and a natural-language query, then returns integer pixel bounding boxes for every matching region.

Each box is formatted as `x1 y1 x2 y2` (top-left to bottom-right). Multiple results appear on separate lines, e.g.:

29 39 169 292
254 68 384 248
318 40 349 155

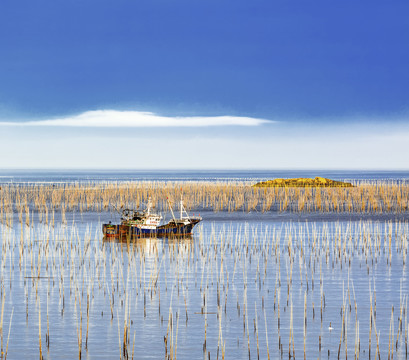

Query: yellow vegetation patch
253 177 354 188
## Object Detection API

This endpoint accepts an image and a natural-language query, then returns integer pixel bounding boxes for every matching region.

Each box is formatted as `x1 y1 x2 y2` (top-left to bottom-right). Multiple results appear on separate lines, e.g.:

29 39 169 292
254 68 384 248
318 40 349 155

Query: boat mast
167 197 176 221
179 193 191 221
180 193 183 219
147 197 152 216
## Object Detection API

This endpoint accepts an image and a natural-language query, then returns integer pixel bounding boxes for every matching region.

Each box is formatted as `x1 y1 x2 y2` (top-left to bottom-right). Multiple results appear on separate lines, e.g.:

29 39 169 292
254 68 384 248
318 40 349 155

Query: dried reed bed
0 214 408 359
1 180 409 221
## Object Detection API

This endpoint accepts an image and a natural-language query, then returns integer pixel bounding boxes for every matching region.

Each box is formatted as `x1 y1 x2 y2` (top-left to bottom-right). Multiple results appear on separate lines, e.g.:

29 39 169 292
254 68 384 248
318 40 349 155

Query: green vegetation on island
253 177 354 188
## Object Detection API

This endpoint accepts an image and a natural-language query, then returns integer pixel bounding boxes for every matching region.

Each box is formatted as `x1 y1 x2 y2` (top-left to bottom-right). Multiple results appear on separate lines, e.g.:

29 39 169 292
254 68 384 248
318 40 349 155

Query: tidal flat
0 174 408 359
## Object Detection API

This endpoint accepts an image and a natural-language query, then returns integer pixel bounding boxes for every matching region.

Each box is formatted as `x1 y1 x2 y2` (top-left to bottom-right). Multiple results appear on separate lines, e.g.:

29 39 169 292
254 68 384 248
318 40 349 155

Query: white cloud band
0 110 271 127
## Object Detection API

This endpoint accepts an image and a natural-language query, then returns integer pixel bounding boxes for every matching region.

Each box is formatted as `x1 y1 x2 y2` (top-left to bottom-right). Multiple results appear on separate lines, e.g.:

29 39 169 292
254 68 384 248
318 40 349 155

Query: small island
253 177 354 188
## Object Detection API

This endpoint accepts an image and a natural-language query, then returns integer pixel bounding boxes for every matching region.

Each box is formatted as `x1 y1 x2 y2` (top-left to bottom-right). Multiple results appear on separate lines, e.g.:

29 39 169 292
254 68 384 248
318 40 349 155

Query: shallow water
1 169 409 184
0 213 408 359
0 171 408 359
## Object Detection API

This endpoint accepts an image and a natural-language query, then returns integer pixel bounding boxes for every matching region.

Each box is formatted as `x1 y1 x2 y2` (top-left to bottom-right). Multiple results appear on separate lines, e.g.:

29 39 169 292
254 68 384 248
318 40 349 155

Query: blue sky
0 0 408 169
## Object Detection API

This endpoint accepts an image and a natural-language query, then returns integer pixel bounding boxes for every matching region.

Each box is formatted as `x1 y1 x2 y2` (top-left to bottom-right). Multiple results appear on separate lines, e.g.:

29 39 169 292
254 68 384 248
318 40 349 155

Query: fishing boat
102 197 202 239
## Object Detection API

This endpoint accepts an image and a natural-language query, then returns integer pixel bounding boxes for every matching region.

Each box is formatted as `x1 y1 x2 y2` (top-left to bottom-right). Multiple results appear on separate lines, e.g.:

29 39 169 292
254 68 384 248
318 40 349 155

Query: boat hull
103 219 200 239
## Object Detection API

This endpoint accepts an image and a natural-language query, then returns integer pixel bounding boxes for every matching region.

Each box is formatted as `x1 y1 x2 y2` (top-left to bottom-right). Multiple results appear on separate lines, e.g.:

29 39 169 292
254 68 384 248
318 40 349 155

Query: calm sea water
0 170 408 359
1 169 409 183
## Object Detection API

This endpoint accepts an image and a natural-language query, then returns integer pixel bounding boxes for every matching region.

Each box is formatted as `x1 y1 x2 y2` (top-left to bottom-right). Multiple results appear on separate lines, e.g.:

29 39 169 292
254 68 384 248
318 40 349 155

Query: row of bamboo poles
1 181 409 217
0 216 408 359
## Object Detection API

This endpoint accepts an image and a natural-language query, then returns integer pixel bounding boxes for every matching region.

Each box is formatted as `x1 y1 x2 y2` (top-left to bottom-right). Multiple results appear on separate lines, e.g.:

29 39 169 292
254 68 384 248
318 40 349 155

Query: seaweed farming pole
4 308 13 360
39 301 43 360
0 292 5 355
264 307 270 360
304 291 307 360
